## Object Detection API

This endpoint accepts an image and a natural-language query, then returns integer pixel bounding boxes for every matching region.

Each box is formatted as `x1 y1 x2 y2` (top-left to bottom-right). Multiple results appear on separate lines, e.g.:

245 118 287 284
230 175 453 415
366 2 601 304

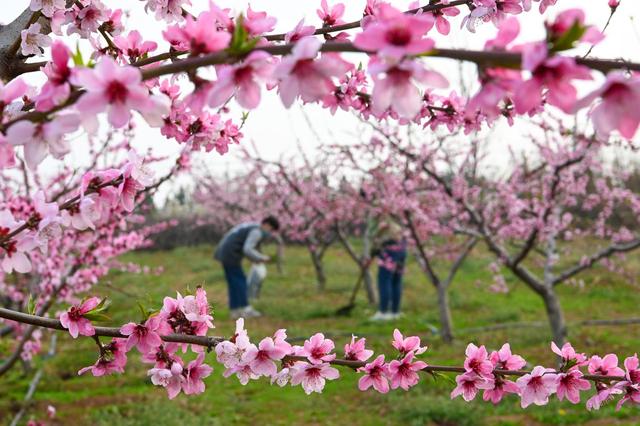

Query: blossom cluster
45 289 640 411
0 150 152 275
2 0 638 176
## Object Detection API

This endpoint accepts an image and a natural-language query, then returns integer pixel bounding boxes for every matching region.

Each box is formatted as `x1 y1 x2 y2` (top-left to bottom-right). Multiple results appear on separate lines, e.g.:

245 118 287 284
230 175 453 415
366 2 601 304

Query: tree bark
541 287 567 346
362 214 376 305
436 283 454 343
308 246 327 291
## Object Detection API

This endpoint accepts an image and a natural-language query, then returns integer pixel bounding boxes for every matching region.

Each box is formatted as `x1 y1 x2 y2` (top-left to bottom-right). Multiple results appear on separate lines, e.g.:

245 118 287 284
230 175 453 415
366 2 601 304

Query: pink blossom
6 114 79 169
317 0 346 26
547 9 603 45
120 316 163 353
148 361 185 399
183 353 213 395
242 337 289 377
290 362 340 394
271 367 293 387
391 329 428 355
21 23 51 56
209 51 275 109
464 343 494 377
300 332 336 364
244 6 277 36
388 352 427 390
78 338 128 376
556 370 590 403
0 210 33 273
215 318 250 368
30 0 65 18
514 42 592 114
483 377 520 404
516 366 559 408
575 72 640 140
490 343 526 370
451 372 494 401
114 30 158 62
59 297 100 338
274 37 351 108
344 335 374 362
36 41 73 111
358 354 390 393
73 57 152 128
588 354 625 377
0 137 16 169
369 59 448 119
284 19 315 43
354 4 435 59
551 341 587 368
224 363 260 385
431 3 460 35
162 10 231 55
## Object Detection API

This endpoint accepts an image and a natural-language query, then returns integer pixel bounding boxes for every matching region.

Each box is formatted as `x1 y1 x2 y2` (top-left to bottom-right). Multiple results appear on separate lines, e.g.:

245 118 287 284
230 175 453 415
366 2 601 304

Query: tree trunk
436 283 454 343
362 267 376 305
541 287 567 346
308 246 327 291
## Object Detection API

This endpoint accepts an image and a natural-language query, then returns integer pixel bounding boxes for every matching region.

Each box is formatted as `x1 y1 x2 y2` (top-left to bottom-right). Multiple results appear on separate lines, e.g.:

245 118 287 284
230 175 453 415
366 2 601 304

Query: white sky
4 1 640 204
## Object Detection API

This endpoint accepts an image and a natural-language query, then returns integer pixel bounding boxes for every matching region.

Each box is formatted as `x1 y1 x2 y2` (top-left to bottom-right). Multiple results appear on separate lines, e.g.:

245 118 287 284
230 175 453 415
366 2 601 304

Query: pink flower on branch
36 41 73 111
514 42 592 114
209 51 275 110
59 297 101 338
588 354 625 377
299 332 336 364
344 335 374 362
516 366 559 408
78 338 128 376
464 343 494 377
556 370 590 404
148 361 185 399
575 72 640 140
451 372 494 401
317 0 346 26
73 57 153 128
358 354 390 393
354 4 435 59
242 336 290 377
391 329 427 355
21 23 51 57
388 352 427 390
274 37 351 108
290 362 340 394
489 343 526 371
120 316 163 353
369 58 448 119
183 353 213 395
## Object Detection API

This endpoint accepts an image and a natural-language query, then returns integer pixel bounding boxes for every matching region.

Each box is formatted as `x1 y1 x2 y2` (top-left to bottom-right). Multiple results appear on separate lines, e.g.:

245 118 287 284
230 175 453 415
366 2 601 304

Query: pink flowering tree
333 137 479 342
0 0 640 416
382 119 640 345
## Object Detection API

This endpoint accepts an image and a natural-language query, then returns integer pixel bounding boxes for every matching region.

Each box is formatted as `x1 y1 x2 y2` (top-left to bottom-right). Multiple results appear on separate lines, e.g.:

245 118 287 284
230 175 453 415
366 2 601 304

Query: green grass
2 243 640 425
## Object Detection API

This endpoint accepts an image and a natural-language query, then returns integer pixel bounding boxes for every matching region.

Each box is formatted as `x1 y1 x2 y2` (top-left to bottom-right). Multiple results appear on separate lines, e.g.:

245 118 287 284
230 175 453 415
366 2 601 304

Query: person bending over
214 216 280 319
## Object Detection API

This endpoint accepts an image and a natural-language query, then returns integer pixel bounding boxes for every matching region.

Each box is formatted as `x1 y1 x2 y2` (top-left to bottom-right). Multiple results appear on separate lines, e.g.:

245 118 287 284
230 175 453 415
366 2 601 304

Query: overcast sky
4 1 640 203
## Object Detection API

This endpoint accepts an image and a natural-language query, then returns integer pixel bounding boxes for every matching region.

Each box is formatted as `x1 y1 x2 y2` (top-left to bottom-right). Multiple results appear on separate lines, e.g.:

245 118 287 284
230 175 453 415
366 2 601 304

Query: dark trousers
378 266 403 313
222 264 249 310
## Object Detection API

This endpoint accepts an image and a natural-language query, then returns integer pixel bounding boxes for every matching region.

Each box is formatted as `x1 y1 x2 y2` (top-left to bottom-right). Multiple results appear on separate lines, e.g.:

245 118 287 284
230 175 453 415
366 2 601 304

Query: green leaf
137 302 149 321
72 43 84 66
430 371 456 385
550 21 587 52
83 312 111 322
27 295 36 315
227 14 260 56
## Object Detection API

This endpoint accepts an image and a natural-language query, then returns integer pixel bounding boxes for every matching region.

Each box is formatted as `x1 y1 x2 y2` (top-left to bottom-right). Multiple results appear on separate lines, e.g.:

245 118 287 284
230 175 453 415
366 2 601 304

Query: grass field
2 243 640 425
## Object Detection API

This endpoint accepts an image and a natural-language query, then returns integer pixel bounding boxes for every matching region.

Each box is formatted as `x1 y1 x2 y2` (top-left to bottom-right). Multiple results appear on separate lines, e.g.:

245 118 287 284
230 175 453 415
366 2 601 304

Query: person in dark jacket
214 216 280 319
